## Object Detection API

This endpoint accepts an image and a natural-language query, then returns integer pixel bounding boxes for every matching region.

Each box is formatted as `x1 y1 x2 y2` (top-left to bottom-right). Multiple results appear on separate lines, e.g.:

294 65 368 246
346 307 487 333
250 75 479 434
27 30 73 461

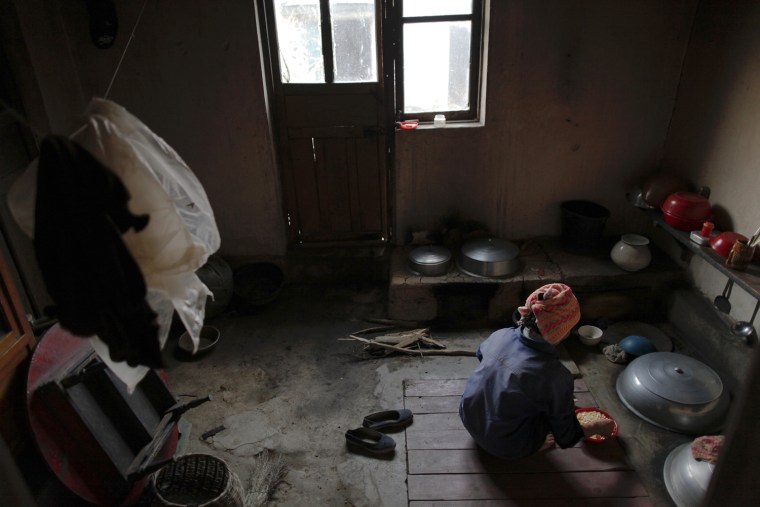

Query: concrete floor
25 281 714 506
161 282 689 507
164 282 486 507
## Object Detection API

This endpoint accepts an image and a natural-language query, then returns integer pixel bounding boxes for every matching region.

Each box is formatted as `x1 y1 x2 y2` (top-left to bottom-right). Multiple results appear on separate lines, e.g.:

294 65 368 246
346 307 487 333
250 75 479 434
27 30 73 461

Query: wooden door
258 0 390 245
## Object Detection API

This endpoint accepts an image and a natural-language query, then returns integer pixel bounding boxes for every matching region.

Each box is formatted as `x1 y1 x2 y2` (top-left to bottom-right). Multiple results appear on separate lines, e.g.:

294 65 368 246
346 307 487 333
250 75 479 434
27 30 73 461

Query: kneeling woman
459 283 615 460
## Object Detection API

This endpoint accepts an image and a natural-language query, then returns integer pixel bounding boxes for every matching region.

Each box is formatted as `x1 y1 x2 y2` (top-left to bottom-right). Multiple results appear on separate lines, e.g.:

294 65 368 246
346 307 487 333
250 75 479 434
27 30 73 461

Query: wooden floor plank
406 395 462 414
407 429 476 450
407 426 628 453
408 447 630 475
410 498 653 506
405 379 467 397
404 377 649 505
407 471 649 501
405 392 599 416
405 378 589 397
410 412 464 430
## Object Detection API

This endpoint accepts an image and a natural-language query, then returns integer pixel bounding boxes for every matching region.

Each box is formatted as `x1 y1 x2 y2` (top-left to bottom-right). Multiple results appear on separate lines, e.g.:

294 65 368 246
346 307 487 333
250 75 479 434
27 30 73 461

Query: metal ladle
731 300 760 342
714 280 733 313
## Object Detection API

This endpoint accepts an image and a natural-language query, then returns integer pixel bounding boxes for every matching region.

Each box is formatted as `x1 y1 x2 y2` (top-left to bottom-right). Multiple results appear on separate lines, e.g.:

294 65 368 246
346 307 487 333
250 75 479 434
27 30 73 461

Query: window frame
387 0 486 123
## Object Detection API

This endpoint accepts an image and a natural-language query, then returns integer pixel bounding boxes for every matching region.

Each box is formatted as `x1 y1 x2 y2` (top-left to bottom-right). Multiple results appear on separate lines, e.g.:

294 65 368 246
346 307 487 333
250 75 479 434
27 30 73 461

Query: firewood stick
341 335 475 356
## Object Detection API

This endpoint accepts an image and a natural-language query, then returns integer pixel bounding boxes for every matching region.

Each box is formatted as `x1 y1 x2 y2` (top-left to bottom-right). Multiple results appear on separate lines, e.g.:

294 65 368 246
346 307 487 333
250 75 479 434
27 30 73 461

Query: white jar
434 114 446 127
611 234 652 271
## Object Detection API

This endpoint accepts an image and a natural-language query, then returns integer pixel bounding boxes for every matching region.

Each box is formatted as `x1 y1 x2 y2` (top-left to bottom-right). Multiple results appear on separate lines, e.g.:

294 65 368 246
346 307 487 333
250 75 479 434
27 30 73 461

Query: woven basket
151 454 244 507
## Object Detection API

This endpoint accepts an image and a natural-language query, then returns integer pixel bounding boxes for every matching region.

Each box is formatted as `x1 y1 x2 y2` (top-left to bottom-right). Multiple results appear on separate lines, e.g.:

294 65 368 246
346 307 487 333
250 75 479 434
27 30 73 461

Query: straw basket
151 454 244 507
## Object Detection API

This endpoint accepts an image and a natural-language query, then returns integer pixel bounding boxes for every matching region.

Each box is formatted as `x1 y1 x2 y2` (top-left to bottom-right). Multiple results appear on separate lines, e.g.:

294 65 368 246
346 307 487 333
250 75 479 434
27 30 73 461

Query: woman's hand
580 417 616 439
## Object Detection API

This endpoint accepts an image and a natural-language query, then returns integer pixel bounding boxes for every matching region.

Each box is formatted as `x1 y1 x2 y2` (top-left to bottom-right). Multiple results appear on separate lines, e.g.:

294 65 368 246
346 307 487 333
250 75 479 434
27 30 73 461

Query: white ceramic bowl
577 325 603 346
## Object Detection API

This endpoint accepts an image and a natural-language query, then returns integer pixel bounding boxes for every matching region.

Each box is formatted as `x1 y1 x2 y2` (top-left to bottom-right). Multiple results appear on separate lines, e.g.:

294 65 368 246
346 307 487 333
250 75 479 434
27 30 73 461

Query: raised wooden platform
403 378 652 506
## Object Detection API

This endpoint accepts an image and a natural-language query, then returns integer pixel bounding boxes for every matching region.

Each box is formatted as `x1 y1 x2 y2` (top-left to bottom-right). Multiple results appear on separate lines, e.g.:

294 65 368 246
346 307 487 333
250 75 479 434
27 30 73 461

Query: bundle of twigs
341 324 475 357
244 450 288 507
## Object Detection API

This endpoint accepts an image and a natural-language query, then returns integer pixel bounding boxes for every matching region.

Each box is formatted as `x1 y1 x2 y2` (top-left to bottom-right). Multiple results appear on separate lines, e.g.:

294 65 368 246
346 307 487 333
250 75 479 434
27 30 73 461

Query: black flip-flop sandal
362 409 413 432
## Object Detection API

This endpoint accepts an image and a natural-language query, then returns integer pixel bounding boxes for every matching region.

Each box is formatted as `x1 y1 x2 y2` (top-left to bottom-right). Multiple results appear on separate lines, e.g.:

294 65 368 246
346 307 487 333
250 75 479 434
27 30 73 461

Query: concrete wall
5 0 700 260
660 0 760 329
395 0 697 243
6 0 287 258
7 0 759 328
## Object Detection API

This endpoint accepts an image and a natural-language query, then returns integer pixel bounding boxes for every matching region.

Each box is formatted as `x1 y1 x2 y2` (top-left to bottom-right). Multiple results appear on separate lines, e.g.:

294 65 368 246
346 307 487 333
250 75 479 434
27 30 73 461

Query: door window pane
403 21 472 113
274 0 324 83
330 0 378 82
403 0 472 17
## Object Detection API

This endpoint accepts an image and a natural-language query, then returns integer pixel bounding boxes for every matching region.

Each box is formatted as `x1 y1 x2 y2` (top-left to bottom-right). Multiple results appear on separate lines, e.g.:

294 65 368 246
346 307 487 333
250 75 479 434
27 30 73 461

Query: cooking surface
566 333 702 506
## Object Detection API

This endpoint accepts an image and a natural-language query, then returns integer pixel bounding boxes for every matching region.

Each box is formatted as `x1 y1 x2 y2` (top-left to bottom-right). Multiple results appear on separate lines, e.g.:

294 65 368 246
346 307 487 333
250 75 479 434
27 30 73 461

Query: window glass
274 0 324 83
403 0 472 17
403 21 472 113
330 0 378 82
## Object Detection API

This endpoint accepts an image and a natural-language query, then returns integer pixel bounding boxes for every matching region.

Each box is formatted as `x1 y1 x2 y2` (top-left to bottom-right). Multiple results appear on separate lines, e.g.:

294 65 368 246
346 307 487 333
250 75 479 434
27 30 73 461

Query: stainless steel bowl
663 442 715 507
616 352 729 434
457 238 520 278
407 245 452 276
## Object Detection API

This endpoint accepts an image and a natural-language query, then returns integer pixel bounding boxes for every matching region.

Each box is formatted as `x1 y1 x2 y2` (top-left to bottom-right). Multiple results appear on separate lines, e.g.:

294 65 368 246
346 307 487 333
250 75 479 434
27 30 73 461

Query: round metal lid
460 238 519 262
631 352 723 404
408 245 451 266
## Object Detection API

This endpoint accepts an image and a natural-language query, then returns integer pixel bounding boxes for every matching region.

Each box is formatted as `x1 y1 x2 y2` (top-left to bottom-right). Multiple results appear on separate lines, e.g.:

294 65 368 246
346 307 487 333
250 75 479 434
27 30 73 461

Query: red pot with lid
661 192 712 231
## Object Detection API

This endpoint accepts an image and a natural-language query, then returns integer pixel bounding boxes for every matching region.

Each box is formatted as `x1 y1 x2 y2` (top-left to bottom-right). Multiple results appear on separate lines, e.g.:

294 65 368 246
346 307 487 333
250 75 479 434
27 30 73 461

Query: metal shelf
646 210 760 300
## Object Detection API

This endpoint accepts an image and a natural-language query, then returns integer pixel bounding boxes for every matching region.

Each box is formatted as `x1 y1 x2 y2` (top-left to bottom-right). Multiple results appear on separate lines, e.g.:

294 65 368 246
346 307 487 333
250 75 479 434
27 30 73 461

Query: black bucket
560 200 609 252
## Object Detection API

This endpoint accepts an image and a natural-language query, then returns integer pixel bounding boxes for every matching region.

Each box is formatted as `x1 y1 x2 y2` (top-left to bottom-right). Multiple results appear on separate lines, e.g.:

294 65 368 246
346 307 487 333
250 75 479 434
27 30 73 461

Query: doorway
257 0 391 246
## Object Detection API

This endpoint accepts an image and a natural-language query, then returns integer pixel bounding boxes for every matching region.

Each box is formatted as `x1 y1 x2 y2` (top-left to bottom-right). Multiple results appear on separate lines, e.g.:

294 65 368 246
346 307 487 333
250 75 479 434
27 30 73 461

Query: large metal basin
616 352 729 434
664 442 715 507
457 238 520 278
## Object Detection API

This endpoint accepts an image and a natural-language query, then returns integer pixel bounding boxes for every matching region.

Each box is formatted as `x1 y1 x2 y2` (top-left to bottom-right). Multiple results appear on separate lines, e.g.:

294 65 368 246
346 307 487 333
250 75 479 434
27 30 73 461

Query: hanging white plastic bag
72 98 220 350
8 98 220 390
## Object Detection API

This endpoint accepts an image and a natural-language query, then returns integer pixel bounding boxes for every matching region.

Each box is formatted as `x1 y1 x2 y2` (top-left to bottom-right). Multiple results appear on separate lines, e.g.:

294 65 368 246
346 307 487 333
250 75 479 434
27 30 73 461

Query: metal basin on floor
664 442 715 507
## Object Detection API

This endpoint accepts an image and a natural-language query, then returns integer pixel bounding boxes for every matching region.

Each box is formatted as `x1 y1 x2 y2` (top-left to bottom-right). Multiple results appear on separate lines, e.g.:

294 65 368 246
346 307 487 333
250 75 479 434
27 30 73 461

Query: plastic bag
8 98 220 390
73 97 219 340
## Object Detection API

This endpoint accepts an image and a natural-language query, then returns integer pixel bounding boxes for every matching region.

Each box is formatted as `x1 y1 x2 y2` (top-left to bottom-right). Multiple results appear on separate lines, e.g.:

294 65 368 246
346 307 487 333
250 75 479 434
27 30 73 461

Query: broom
243 449 288 507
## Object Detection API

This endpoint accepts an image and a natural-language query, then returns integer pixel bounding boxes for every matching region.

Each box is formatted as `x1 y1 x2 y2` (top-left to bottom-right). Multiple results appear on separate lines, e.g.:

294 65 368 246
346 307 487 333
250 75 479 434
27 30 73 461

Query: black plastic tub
560 200 610 252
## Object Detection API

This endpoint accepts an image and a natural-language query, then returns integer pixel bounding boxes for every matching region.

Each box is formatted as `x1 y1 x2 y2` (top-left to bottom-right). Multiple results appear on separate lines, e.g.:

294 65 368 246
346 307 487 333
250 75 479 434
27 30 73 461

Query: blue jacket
459 327 584 459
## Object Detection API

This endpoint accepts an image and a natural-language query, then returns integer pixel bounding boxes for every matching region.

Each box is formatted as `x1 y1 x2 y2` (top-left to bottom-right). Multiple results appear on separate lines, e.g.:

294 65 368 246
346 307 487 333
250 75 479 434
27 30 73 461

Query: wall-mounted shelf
645 210 760 300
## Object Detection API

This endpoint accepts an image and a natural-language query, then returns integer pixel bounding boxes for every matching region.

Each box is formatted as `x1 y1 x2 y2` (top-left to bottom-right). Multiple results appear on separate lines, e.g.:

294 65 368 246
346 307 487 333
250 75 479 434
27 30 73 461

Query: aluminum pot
407 245 452 276
616 352 729 434
663 442 715 507
457 238 520 278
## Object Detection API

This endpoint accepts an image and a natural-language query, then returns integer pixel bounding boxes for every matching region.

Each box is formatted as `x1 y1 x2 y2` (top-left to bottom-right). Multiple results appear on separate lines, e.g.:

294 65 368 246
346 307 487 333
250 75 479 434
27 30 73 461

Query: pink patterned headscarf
517 283 580 345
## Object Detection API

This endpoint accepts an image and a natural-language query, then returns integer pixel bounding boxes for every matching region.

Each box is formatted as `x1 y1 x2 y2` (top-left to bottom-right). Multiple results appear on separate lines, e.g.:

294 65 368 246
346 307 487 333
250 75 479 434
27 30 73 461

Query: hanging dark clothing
34 135 161 368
